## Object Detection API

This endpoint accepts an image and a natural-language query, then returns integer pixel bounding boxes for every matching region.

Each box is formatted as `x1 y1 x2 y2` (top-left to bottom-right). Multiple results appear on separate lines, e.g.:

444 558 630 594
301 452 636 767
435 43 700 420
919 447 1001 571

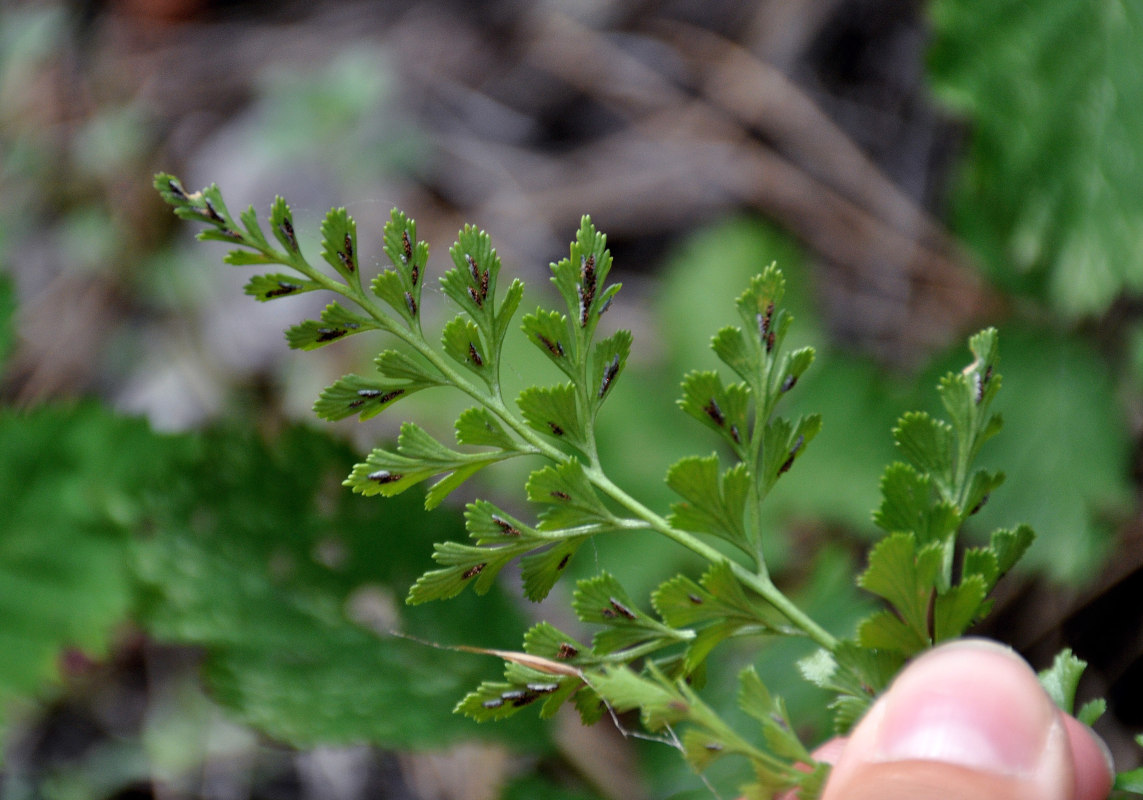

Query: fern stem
587 468 837 651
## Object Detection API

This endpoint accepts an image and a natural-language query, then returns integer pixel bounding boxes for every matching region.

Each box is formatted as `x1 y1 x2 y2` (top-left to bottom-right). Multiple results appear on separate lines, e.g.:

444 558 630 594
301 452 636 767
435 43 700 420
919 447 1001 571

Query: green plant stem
590 635 697 666
589 468 838 652
747 379 773 570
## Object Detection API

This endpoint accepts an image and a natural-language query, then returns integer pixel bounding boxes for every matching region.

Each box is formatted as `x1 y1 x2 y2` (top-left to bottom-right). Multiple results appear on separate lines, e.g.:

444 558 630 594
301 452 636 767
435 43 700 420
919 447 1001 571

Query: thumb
821 640 1110 800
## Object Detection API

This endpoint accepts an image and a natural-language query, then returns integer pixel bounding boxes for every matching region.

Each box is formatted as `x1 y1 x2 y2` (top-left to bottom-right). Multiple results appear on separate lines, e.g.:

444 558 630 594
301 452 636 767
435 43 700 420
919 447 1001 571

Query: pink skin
777 640 1114 800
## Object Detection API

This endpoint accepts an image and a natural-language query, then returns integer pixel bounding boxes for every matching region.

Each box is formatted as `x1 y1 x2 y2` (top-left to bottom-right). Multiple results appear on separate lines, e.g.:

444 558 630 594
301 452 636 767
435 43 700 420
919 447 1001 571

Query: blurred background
2 0 1143 797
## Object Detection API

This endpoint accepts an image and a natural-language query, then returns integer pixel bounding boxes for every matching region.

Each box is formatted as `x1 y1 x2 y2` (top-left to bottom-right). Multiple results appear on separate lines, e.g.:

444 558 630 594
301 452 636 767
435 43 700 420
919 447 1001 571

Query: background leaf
136 424 543 749
928 0 1143 316
0 405 185 738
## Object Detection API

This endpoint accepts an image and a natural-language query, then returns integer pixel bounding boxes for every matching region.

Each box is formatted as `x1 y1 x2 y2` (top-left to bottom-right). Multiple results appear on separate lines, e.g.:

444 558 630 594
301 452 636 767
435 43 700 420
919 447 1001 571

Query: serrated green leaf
517 383 585 446
508 672 580 721
155 176 241 236
989 525 1036 576
572 684 608 725
320 206 359 281
573 573 680 654
523 622 587 664
873 462 932 532
374 348 445 383
872 462 961 545
524 460 613 530
371 270 420 323
345 423 514 507
961 547 999 589
571 572 643 626
244 273 319 301
224 249 276 266
677 371 751 450
828 695 870 737
682 619 759 675
457 655 584 723
594 283 622 321
522 307 575 375
654 562 787 666
761 414 821 490
1038 648 1087 715
857 609 929 655
342 450 428 498
424 462 494 510
735 265 785 332
651 574 719 628
393 421 460 462
932 575 988 641
464 500 535 544
961 468 1005 519
938 371 976 446
455 681 537 722
425 535 532 596
967 328 1000 402
238 204 271 248
269 195 300 254
666 455 750 551
441 231 496 320
858 532 944 648
972 329 1125 582
680 727 732 771
777 346 815 395
441 315 489 377
196 227 247 246
796 649 837 691
710 325 752 380
737 664 775 722
734 266 791 369
591 329 632 408
549 216 616 332
520 537 587 602
407 540 516 602
154 172 188 207
285 302 375 350
493 278 525 350
738 667 811 763
1077 697 1106 727
199 183 235 225
378 208 427 314
314 374 425 422
801 641 903 703
701 561 789 628
455 407 517 449
588 666 685 731
894 411 954 481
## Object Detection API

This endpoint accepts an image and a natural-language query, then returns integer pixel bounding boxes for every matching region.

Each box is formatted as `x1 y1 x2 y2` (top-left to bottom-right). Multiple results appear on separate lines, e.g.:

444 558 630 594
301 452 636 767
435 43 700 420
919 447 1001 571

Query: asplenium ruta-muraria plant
154 173 1135 799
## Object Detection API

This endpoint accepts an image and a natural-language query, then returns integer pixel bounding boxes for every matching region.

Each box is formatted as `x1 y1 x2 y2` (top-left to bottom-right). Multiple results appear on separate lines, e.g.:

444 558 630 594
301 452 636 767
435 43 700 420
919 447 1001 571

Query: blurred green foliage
928 0 1143 316
136 424 543 749
0 403 544 760
0 405 158 734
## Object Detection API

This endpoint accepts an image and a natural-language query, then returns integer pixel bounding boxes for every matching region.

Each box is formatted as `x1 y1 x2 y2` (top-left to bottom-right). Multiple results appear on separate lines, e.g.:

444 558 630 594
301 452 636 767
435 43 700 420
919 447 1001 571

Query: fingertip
1061 714 1114 800
822 640 1074 800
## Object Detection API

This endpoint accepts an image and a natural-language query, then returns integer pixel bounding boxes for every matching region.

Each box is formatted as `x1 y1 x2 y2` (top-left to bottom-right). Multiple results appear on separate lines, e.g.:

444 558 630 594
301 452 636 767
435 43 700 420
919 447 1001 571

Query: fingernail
871 640 1058 776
